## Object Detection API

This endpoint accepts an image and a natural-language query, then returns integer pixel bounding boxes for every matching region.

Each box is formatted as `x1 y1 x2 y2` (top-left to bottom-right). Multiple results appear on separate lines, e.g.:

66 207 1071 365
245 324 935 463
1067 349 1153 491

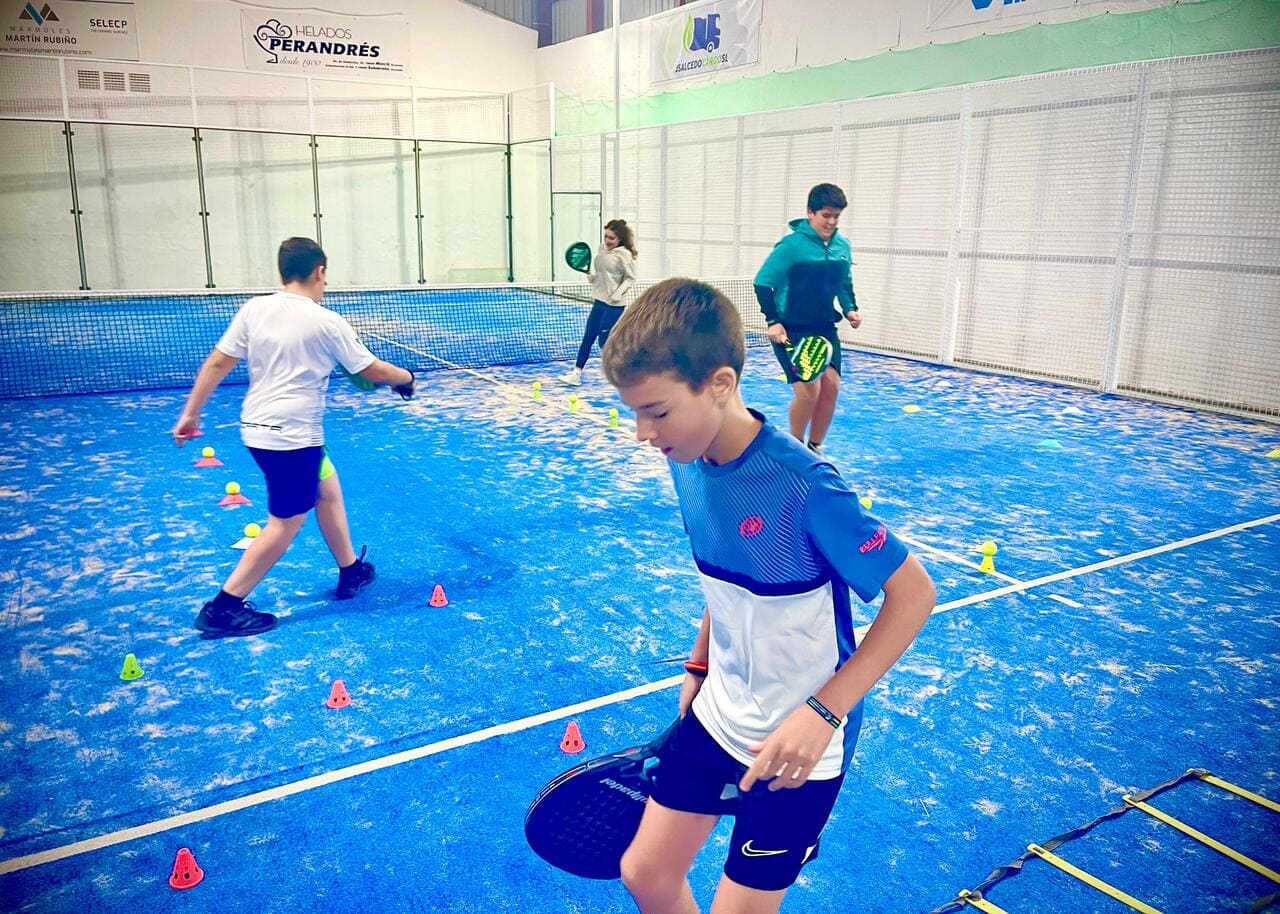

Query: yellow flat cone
1267 448 1280 459
859 496 872 509
902 404 922 414
119 653 143 681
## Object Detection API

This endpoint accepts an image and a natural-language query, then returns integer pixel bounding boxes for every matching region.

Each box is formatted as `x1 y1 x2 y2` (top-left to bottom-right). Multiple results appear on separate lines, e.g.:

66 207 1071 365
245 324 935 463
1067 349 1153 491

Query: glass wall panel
550 192 601 281
74 123 206 290
0 120 80 292
511 141 551 282
202 129 315 289
315 136 416 286
419 142 508 283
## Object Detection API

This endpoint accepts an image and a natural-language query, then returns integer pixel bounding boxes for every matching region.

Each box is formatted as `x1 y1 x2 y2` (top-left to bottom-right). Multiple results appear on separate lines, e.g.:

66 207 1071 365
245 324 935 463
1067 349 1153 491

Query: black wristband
806 695 841 730
683 659 708 678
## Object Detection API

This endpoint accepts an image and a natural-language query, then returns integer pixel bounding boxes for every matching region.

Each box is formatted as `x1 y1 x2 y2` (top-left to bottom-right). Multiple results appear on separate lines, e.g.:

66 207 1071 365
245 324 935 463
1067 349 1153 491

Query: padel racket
564 241 593 275
785 335 834 382
525 719 680 879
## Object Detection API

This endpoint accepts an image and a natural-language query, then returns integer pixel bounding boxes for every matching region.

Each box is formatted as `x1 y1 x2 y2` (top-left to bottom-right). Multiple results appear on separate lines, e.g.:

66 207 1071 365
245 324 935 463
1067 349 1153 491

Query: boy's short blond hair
602 278 745 390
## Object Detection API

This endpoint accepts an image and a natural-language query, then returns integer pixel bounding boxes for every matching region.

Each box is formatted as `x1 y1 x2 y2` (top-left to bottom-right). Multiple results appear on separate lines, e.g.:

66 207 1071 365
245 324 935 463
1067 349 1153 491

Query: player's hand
767 323 789 345
392 369 415 401
678 672 704 718
739 703 835 793
846 311 862 330
172 413 199 446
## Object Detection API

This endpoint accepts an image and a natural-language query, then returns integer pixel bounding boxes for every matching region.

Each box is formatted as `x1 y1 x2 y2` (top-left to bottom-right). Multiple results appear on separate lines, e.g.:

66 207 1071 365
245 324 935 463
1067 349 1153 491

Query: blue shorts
648 710 848 892
770 324 843 384
247 446 331 519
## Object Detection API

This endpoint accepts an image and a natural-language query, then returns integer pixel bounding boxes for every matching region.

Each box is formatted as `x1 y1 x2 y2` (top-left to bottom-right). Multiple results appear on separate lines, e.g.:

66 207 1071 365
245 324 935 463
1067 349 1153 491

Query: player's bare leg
222 513 307 597
315 470 356 567
621 800 719 914
709 874 787 914
788 379 821 441
805 367 841 448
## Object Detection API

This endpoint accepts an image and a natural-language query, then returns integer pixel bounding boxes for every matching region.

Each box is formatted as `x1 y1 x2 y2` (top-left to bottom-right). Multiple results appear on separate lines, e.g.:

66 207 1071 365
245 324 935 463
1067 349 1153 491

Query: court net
0 278 765 399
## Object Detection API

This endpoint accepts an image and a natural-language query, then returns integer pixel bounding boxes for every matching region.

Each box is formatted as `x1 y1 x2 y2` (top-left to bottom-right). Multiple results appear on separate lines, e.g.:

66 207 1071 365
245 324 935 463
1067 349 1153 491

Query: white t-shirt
215 291 376 449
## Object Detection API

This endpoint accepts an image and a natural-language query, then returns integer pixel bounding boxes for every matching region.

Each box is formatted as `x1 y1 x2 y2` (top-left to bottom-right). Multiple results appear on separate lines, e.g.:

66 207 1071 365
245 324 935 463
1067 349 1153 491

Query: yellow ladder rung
957 889 1011 914
1124 796 1280 884
1027 843 1163 914
1196 772 1280 815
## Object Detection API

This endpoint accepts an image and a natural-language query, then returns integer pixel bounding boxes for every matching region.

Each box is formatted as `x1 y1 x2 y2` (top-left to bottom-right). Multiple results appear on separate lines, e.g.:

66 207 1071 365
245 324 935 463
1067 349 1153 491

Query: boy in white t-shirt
171 238 416 639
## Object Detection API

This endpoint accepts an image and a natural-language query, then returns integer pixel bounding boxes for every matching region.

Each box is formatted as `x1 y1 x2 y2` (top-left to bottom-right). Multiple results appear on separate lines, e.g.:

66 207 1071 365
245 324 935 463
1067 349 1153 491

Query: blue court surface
0 344 1277 913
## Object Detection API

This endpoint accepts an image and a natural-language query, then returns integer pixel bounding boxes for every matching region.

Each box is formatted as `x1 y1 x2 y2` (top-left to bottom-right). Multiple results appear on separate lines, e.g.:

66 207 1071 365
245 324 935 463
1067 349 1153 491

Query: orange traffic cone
168 847 204 890
429 584 448 607
325 679 351 709
560 721 585 754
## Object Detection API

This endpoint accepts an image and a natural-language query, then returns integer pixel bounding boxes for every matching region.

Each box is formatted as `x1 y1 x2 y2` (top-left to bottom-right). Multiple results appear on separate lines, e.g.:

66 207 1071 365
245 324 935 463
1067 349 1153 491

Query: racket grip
683 659 708 677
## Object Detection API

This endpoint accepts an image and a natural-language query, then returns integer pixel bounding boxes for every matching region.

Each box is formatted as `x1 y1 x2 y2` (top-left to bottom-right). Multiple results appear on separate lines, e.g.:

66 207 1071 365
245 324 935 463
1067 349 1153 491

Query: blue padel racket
564 241 593 275
525 719 680 880
786 335 834 382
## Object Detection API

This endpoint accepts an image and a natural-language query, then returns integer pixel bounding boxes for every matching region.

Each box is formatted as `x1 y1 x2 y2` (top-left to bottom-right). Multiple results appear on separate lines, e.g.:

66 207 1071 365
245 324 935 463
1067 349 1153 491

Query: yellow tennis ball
201 446 214 458
980 540 998 556
225 481 240 496
244 523 261 538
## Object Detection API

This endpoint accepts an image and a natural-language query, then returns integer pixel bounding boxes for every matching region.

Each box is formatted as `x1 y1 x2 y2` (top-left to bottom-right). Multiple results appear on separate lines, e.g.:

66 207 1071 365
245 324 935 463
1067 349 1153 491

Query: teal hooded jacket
753 218 857 330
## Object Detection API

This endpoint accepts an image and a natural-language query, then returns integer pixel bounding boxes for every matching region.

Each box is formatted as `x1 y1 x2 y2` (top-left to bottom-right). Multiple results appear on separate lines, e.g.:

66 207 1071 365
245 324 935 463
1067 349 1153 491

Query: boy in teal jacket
753 183 861 455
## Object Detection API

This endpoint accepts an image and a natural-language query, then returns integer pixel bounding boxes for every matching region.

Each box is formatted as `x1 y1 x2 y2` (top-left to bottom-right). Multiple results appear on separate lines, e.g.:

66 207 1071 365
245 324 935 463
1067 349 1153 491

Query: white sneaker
559 367 582 386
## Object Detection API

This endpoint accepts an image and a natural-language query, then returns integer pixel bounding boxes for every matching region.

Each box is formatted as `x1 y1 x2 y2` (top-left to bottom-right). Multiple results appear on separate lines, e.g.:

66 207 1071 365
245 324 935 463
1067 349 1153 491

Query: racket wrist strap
806 695 842 730
683 659 708 678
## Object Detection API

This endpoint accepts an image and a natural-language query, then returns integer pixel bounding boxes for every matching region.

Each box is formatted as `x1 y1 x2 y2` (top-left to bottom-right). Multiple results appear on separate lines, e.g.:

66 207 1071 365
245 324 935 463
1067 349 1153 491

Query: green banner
556 0 1280 135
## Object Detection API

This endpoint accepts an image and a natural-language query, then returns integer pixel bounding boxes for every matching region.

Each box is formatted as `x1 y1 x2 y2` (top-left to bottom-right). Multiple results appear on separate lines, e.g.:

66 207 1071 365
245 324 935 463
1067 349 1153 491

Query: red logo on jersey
739 515 764 537
859 524 887 553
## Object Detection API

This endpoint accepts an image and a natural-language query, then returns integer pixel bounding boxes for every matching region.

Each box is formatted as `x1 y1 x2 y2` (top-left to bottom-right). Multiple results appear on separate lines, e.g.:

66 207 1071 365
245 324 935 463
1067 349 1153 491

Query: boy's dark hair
807 183 848 213
602 278 745 390
278 237 327 284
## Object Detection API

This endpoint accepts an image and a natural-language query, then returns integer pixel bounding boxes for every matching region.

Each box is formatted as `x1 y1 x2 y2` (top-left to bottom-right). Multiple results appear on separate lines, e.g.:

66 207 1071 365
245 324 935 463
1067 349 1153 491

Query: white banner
928 0 1110 31
2 0 138 59
242 8 410 80
650 0 761 84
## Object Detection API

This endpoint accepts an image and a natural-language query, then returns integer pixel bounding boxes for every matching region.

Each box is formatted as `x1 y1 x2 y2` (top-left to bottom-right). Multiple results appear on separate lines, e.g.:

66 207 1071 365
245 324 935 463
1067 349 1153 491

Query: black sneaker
336 545 376 599
195 599 277 639
807 441 825 457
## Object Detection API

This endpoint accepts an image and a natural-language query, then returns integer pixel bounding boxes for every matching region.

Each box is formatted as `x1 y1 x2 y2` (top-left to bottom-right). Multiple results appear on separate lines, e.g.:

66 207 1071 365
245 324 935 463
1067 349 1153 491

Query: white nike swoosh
740 841 787 857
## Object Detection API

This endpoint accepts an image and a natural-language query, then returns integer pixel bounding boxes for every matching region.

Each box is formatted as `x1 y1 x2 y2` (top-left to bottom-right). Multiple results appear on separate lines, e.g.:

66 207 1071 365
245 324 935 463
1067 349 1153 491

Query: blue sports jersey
670 410 908 778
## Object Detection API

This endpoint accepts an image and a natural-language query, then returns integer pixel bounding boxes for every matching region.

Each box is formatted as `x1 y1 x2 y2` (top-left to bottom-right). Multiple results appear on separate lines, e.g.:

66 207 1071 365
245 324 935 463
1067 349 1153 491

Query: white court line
899 533 1083 607
5 511 1275 876
897 534 1022 585
364 331 644 440
0 676 682 876
916 512 1280 619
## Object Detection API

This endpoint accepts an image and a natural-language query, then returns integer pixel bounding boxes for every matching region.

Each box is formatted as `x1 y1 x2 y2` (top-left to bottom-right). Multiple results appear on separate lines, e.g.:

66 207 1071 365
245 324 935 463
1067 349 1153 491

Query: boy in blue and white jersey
602 278 935 913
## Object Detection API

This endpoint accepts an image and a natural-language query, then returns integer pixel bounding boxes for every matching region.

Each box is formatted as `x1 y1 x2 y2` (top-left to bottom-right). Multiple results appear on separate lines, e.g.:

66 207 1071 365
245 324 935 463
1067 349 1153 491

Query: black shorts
649 710 847 892
770 325 842 384
247 445 326 519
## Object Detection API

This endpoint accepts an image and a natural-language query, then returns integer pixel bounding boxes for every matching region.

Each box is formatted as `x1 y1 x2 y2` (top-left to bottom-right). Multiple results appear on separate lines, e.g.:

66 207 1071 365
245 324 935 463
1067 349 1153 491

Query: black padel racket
525 719 679 879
